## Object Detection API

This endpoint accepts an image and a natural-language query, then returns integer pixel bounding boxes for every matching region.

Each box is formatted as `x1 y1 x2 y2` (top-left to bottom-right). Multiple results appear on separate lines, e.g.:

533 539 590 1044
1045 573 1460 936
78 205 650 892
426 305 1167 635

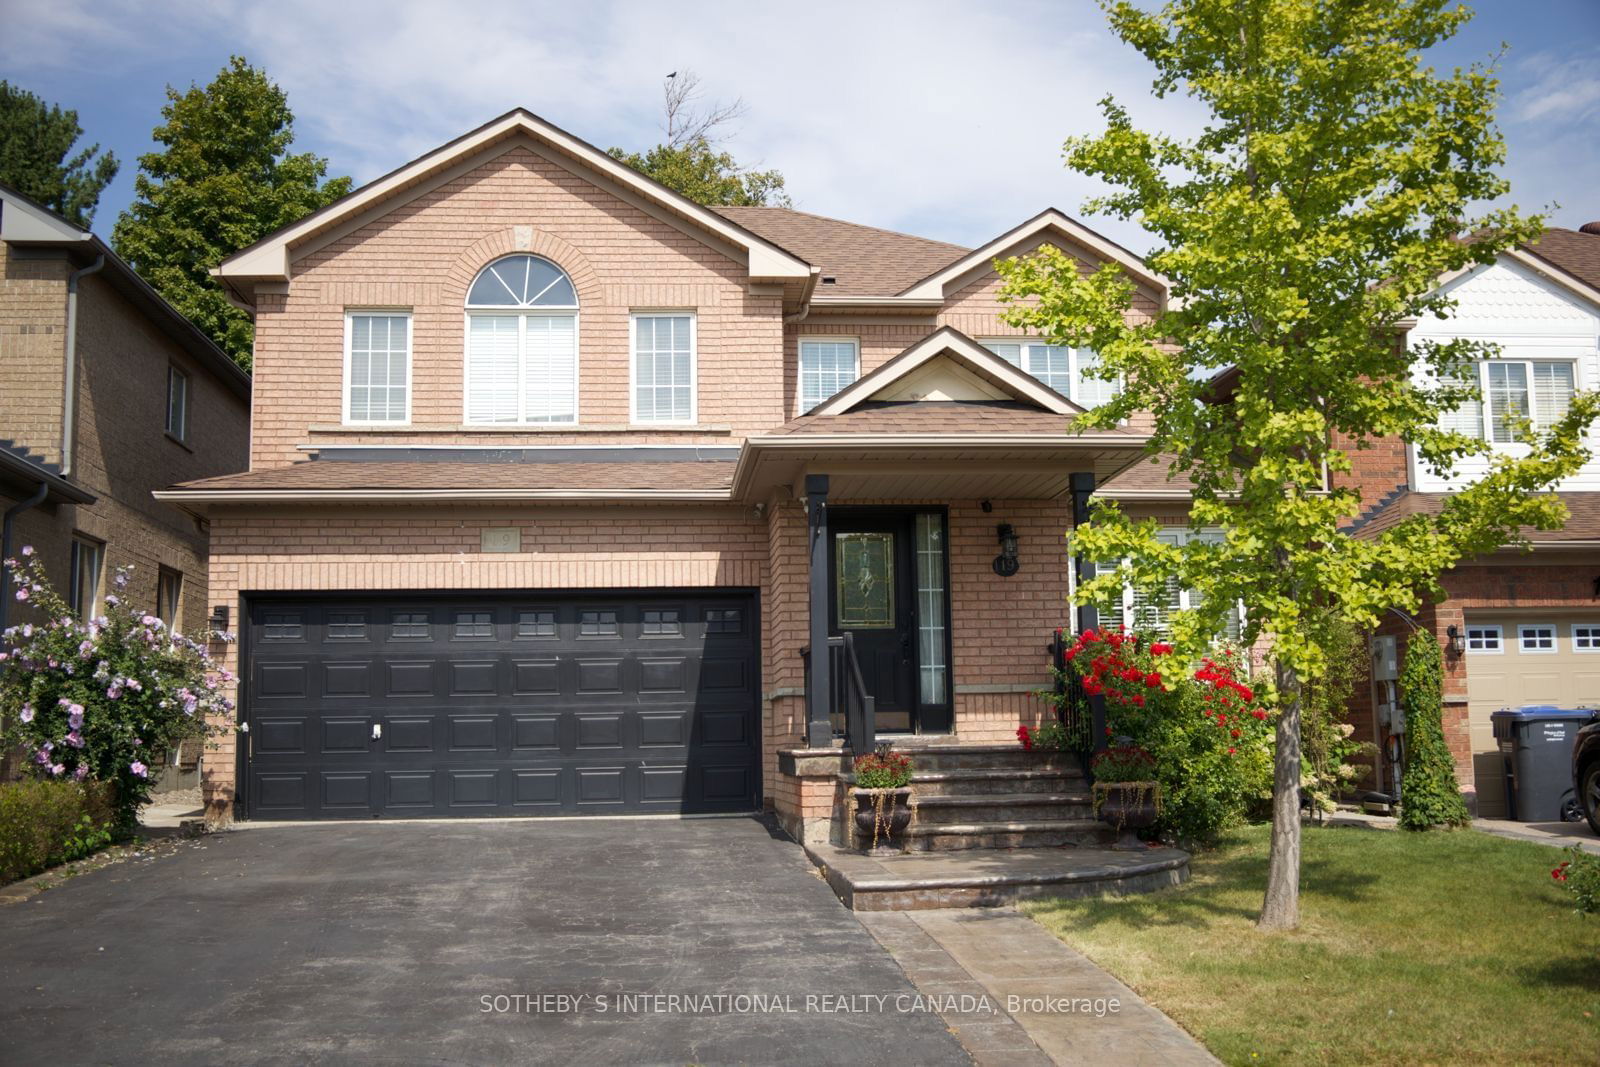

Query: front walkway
860 908 1218 1066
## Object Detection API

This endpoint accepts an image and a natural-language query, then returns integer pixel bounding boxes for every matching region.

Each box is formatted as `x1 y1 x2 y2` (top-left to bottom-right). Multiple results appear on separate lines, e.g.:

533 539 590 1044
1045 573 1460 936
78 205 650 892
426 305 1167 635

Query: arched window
464 255 578 424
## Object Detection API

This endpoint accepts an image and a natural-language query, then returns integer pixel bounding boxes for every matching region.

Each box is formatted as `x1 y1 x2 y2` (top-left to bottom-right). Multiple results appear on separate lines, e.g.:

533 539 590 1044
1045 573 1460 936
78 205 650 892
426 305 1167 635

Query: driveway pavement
0 816 969 1065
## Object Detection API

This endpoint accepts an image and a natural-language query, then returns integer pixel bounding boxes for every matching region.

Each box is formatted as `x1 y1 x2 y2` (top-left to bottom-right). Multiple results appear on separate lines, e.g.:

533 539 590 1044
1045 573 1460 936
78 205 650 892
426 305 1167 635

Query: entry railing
1047 629 1099 773
800 633 876 757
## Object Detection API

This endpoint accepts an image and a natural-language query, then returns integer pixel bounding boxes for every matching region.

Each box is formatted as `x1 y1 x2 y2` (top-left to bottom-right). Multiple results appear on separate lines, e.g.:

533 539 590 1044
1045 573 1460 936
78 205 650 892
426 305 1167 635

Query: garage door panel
1465 613 1600 818
246 592 759 820
385 660 436 696
321 718 371 753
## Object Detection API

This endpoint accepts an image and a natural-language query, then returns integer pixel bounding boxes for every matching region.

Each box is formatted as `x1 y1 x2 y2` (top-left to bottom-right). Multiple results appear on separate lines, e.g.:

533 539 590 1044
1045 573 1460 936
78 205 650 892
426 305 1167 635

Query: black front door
829 513 918 732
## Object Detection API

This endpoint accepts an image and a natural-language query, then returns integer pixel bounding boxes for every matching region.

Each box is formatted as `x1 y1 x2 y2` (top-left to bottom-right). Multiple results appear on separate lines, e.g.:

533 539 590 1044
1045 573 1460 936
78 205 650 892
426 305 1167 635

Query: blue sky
4 0 1597 253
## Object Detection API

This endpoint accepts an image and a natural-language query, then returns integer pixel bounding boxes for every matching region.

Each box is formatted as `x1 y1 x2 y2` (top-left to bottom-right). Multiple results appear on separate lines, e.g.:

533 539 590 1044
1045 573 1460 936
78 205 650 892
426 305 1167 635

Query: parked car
1573 720 1600 834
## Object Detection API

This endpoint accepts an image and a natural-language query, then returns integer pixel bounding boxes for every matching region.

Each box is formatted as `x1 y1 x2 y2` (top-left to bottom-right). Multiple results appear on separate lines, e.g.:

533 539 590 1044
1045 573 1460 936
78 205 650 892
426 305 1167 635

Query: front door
828 510 952 734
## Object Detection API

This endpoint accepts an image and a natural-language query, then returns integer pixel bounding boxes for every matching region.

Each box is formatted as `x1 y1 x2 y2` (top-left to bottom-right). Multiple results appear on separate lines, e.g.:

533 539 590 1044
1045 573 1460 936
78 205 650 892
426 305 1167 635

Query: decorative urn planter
852 786 913 851
1093 781 1160 851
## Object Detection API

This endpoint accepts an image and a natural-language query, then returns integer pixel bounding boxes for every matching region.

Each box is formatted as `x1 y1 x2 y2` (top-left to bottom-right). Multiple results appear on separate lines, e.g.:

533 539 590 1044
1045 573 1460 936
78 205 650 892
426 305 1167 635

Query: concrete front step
911 792 1095 826
805 840 1191 911
902 819 1113 852
892 743 1080 773
910 768 1085 796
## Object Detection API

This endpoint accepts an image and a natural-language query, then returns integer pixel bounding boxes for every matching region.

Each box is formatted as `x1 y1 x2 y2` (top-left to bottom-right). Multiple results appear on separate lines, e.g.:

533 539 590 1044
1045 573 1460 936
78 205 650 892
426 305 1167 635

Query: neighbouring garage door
1464 613 1600 818
243 592 760 819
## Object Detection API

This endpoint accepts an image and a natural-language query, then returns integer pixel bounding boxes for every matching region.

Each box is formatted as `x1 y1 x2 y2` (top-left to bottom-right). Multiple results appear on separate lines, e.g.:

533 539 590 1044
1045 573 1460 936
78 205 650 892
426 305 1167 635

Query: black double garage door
243 591 760 820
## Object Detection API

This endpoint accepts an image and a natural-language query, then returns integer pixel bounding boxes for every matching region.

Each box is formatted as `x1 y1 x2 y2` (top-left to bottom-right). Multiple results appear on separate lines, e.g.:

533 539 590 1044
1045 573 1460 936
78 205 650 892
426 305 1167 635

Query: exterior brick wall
252 147 784 467
0 257 248 634
0 249 70 466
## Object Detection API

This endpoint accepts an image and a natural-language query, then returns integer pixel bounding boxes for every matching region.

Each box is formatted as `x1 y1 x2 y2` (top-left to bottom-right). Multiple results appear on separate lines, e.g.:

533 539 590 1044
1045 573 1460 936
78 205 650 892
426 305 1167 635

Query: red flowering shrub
1060 627 1274 845
1552 845 1600 915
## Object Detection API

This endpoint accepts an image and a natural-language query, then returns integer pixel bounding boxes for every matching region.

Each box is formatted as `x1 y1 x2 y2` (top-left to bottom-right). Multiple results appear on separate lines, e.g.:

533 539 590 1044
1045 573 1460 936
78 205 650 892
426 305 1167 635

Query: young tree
112 57 350 369
608 70 791 207
0 82 118 227
997 0 1598 929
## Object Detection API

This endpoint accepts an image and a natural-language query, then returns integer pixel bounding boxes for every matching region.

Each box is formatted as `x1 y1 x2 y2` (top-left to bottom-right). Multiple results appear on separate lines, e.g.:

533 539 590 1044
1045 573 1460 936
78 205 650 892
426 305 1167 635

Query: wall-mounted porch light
993 523 1020 577
1446 624 1465 656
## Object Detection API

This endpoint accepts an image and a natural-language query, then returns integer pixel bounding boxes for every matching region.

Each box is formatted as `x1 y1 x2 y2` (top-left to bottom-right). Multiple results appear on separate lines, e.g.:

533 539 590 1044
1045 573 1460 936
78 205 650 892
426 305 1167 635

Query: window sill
164 431 193 453
307 423 735 436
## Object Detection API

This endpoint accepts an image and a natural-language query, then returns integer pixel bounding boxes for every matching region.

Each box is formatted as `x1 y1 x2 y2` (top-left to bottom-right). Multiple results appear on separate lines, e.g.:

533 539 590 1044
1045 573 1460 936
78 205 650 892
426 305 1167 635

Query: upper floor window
165 365 189 441
632 314 696 423
344 312 411 424
799 338 859 414
464 255 578 425
981 340 1120 407
1439 359 1576 444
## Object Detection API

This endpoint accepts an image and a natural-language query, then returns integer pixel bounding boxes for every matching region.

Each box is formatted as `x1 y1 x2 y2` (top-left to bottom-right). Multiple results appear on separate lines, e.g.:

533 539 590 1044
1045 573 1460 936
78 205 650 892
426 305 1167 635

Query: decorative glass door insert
835 532 895 628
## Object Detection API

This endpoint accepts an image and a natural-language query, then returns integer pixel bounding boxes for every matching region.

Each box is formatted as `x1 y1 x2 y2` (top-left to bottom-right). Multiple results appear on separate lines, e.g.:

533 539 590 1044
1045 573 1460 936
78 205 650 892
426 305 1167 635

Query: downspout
0 482 49 632
61 254 106 479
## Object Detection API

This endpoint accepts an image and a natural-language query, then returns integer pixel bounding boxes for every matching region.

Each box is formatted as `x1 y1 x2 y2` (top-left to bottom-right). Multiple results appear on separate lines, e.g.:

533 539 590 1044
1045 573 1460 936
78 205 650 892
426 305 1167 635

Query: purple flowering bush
0 549 232 831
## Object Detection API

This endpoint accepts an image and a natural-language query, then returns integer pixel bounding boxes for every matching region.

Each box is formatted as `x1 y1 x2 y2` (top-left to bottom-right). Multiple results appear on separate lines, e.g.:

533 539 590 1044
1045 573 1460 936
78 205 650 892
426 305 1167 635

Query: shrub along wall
0 779 116 884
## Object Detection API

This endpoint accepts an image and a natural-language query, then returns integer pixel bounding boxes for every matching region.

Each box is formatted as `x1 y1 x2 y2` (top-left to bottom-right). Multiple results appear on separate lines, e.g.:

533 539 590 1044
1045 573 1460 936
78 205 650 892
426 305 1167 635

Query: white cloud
1 0 1203 251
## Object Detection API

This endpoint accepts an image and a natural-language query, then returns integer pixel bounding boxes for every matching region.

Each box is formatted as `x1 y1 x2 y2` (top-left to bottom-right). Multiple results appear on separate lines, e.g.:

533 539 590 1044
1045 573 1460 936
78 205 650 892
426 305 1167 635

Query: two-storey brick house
0 183 252 787
157 110 1169 832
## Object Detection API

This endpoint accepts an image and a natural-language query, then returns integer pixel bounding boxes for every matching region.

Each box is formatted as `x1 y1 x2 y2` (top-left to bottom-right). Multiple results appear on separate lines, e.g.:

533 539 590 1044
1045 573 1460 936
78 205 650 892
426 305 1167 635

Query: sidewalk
1317 809 1600 856
860 908 1217 1066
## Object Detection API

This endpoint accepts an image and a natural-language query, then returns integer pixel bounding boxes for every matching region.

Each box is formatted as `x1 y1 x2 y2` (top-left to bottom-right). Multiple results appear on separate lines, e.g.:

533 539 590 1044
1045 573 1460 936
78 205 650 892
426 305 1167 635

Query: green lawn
1025 824 1600 1066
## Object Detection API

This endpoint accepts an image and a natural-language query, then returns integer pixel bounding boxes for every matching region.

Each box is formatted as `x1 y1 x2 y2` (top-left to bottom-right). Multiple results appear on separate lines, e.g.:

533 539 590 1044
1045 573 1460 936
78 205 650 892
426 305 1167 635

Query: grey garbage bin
1490 706 1599 821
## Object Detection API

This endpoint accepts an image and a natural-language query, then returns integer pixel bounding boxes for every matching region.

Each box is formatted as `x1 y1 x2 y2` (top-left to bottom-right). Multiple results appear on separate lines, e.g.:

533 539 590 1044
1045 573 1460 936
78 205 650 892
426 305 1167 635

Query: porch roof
732 401 1150 502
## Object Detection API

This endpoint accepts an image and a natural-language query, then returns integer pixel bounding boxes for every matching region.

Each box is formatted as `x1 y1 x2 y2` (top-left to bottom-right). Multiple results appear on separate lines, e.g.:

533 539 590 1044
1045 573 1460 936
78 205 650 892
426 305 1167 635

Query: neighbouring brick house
0 183 251 788
157 110 1168 834
1098 225 1600 818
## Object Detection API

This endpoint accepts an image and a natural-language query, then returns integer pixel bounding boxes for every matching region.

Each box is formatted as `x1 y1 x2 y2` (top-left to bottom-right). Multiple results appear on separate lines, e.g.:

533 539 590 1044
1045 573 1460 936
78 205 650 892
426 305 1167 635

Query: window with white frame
798 338 859 413
1438 360 1577 443
69 536 103 620
165 365 189 441
1465 624 1502 653
1574 624 1600 651
345 312 411 423
464 255 578 425
1518 624 1557 653
1097 529 1242 642
982 340 1120 406
632 314 695 423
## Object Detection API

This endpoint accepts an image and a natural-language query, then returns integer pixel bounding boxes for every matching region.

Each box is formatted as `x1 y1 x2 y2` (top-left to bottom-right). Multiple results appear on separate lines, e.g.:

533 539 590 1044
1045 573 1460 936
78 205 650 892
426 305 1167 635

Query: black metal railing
800 633 876 757
1047 629 1101 772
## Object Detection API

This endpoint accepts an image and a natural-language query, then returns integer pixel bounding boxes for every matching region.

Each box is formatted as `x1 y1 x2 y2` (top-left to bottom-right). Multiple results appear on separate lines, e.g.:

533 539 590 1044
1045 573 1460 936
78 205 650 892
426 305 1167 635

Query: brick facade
0 246 248 636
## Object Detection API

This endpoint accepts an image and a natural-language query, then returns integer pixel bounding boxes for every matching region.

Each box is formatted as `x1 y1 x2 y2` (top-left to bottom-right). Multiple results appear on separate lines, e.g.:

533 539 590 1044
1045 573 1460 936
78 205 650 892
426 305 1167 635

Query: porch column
805 474 833 748
1070 471 1109 754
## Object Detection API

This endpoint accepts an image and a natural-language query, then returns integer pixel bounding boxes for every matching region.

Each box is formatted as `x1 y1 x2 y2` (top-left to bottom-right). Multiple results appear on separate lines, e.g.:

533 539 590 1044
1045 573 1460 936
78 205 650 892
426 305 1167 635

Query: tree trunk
1258 658 1302 930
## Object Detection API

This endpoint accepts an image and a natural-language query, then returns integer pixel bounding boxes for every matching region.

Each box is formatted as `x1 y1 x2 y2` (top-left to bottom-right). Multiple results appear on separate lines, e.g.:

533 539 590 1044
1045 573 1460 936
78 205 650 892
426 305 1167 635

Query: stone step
890 744 1082 773
911 793 1095 826
901 819 1113 852
804 841 1191 911
908 769 1085 796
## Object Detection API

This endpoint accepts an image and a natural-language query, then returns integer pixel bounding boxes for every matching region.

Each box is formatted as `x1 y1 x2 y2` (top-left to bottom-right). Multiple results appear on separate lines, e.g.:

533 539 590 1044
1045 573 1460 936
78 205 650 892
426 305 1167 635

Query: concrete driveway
0 816 969 1065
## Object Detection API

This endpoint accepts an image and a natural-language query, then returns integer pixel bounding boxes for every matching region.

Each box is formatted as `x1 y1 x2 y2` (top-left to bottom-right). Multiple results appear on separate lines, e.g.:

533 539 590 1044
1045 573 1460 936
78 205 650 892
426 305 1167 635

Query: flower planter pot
1094 781 1159 851
853 786 912 851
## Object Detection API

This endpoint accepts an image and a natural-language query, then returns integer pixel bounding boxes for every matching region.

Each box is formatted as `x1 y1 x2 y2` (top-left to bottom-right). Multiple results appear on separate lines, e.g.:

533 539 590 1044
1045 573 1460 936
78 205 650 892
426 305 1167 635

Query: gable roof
810 326 1082 416
214 109 813 298
897 208 1167 301
713 206 967 297
1520 227 1600 296
0 183 250 400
